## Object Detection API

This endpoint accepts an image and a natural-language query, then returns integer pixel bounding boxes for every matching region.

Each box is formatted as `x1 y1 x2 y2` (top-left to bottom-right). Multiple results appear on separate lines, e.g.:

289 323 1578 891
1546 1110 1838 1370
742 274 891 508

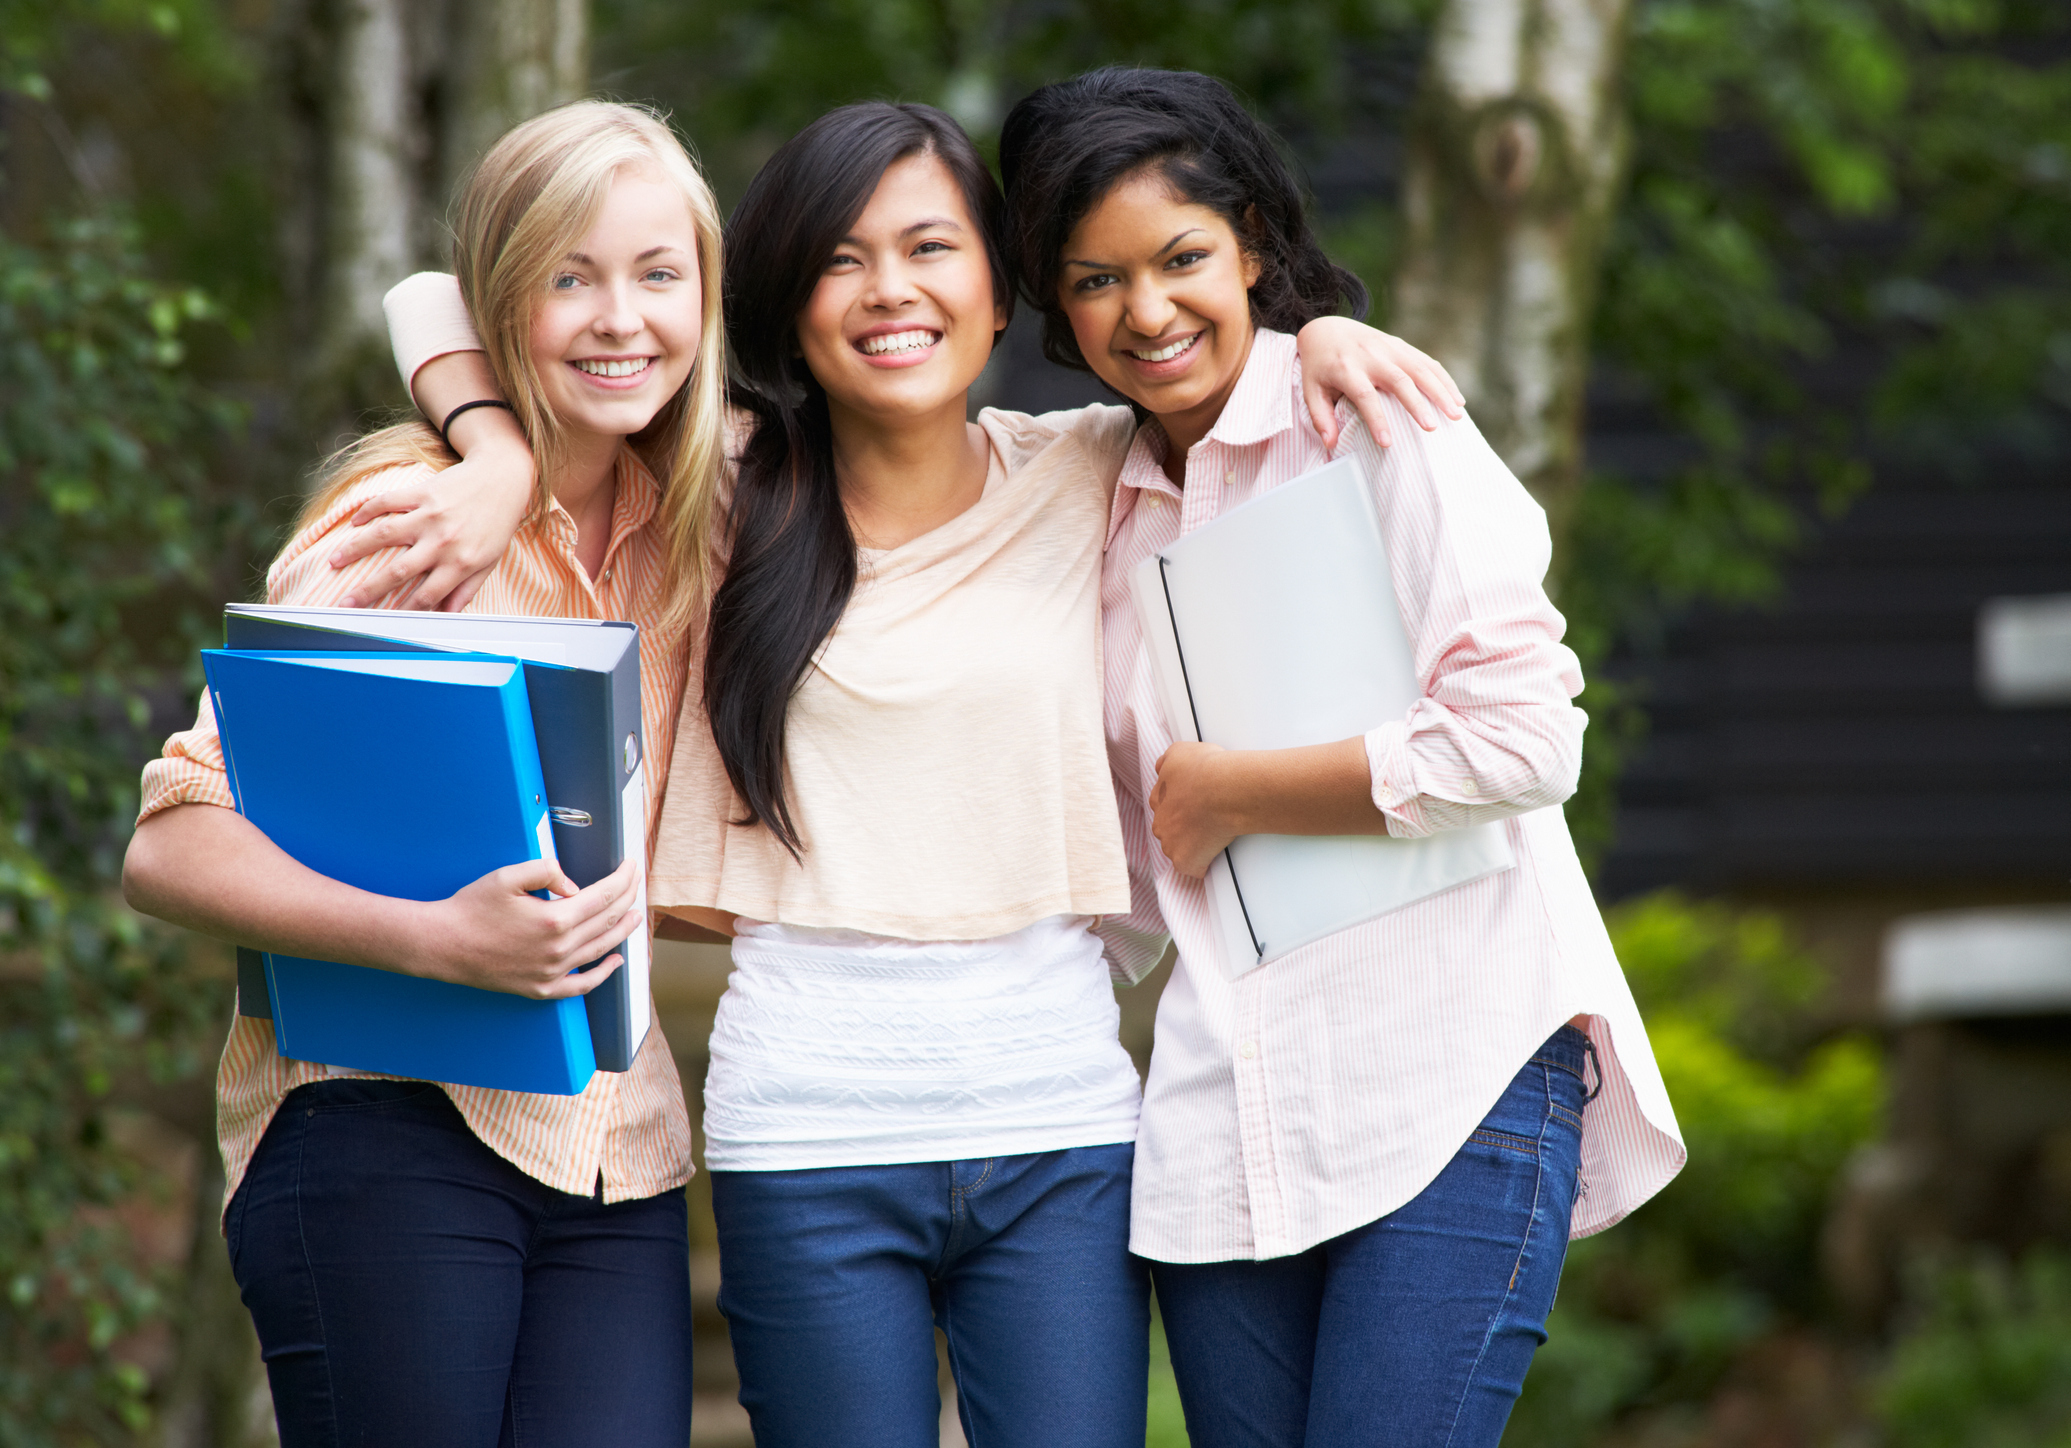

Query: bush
1503 892 1885 1448
0 216 252 1443
1877 1249 2071 1448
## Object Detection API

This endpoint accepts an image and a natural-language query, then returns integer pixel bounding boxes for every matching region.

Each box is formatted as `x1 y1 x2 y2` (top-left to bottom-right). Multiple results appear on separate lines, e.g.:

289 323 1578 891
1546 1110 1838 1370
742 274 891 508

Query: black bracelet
439 398 516 454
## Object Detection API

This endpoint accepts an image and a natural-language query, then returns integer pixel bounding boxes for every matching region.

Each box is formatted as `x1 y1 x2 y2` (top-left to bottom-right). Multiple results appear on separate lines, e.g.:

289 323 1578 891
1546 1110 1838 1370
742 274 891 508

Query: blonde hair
302 101 728 630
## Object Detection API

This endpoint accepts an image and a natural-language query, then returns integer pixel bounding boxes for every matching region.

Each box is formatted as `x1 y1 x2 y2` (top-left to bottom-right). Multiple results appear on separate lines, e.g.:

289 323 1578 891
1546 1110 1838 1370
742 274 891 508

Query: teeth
1129 335 1199 363
860 330 940 356
574 357 653 378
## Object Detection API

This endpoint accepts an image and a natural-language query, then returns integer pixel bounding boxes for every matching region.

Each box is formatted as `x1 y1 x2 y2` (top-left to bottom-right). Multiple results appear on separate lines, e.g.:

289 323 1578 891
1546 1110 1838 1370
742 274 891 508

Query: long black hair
999 67 1366 375
705 102 1009 853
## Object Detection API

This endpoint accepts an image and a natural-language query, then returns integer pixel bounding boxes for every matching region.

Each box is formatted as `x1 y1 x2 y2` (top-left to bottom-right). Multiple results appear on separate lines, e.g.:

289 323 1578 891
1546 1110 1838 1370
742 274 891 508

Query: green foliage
1876 1249 2071 1448
1555 0 2071 855
595 0 1433 194
1145 1312 1191 1448
1502 893 1885 1448
0 0 240 100
1317 200 1404 322
1573 0 2071 635
0 216 248 1442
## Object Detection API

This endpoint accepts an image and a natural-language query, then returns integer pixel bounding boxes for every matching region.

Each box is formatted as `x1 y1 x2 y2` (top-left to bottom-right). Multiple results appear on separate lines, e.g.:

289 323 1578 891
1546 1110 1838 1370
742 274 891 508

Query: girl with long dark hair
365 100 1462 1445
658 108 1149 1446
996 67 1688 1448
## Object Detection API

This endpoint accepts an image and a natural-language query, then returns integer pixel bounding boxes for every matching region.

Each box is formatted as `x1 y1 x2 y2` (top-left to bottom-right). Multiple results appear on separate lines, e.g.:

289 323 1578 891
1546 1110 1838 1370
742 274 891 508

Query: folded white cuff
382 271 482 395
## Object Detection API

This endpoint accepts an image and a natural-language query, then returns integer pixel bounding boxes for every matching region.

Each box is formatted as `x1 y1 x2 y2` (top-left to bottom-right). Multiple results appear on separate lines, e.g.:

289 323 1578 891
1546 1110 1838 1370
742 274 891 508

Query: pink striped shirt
1096 329 1685 1263
139 450 696 1211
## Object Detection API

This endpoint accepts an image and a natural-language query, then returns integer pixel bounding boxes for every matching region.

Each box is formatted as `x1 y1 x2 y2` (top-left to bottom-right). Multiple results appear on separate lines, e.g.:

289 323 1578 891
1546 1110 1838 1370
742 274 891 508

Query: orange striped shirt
139 449 696 1209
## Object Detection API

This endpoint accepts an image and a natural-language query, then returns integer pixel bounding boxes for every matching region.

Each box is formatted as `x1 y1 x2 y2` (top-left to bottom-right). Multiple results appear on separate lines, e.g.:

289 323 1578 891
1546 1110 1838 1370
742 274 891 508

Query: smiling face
529 162 704 446
1058 167 1262 455
795 151 1007 428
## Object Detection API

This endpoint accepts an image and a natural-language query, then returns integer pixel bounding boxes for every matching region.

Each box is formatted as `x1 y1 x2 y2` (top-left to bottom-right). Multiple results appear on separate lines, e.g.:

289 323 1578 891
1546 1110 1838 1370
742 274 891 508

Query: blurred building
1594 443 2071 1007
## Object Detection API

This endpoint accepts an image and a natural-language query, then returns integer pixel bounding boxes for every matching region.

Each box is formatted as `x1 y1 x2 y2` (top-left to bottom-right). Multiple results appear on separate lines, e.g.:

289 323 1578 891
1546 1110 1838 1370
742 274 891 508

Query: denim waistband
1532 1022 1601 1101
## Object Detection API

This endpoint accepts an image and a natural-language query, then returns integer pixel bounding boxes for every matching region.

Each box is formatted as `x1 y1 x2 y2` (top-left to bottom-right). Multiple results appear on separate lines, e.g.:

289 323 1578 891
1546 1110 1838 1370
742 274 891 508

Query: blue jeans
226 1080 694 1448
710 1143 1150 1448
1151 1024 1594 1448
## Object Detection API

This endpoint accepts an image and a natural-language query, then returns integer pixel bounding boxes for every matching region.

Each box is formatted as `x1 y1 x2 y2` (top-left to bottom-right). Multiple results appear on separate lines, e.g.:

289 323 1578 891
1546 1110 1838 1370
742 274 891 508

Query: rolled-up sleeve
1342 402 1586 840
137 688 239 823
383 271 482 393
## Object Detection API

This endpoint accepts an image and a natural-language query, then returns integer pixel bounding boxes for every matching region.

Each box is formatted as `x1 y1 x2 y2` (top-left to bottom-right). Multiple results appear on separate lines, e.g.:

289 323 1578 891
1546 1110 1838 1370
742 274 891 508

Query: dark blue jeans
226 1080 693 1448
710 1143 1150 1448
1152 1024 1594 1448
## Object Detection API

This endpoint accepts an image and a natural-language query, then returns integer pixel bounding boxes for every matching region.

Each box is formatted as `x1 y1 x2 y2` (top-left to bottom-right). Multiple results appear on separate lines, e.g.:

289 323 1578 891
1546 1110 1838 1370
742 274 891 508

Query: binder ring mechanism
549 806 593 827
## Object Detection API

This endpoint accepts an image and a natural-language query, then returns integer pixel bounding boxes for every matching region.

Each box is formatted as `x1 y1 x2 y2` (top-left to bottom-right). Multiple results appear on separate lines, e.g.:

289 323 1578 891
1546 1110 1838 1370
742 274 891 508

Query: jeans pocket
223 1174 250 1276
1466 1126 1549 1160
1477 1054 1562 1144
1468 1126 1541 1159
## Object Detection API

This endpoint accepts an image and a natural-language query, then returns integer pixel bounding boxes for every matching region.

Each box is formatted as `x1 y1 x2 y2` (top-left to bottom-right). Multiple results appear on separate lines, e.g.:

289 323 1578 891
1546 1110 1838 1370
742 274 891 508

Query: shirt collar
1200 327 1297 449
536 444 661 574
608 445 662 540
1115 326 1298 494
1106 328 1298 548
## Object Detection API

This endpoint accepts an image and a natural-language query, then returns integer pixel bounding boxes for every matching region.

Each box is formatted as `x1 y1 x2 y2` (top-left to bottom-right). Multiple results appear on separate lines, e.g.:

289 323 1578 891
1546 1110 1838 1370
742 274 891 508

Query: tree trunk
287 0 588 449
1390 0 1633 565
321 0 422 406
439 0 591 202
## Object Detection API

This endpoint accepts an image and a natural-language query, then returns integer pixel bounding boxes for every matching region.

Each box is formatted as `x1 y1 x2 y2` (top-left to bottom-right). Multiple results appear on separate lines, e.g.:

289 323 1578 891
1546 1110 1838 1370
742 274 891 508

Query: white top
703 916 1144 1170
1097 330 1686 1263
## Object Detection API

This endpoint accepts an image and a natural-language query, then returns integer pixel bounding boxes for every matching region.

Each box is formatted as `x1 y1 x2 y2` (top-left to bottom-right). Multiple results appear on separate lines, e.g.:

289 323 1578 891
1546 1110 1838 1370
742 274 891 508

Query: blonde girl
122 101 724 1448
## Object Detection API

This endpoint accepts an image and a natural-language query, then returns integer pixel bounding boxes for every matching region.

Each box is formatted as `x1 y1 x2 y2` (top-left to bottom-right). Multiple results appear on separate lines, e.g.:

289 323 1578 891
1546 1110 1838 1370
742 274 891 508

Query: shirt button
1147 496 1164 510
1239 1041 1257 1060
1225 470 1236 485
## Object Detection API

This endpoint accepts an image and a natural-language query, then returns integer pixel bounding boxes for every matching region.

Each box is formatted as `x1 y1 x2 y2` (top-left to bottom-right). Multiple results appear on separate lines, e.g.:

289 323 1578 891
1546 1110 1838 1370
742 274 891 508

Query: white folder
1131 455 1514 976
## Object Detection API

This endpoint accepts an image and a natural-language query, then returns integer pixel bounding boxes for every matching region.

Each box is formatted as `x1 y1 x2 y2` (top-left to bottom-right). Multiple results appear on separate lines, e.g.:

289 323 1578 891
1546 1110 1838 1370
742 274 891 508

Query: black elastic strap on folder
1157 556 1265 962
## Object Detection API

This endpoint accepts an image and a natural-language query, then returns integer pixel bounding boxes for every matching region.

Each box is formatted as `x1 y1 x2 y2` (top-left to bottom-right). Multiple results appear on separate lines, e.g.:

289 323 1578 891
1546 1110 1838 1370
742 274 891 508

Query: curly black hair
999 67 1367 374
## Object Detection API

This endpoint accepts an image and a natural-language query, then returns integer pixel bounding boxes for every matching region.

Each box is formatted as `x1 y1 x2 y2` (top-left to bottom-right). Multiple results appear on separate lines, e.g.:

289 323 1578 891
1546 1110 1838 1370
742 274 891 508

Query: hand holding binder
1131 454 1516 976
207 649 606 1093
427 852 643 999
222 604 652 1072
